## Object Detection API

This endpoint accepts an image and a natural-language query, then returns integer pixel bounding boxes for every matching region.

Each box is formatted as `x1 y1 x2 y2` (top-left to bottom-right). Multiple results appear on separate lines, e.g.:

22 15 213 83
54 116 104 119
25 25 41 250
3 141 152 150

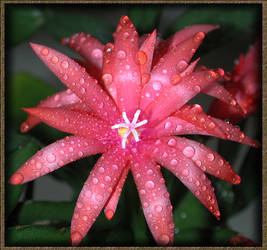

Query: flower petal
104 165 130 220
143 139 220 219
153 24 219 67
20 89 80 133
62 32 104 79
23 107 117 142
9 136 104 185
161 136 241 184
212 118 260 148
144 70 219 125
139 29 157 76
131 153 174 245
70 147 128 246
112 16 141 118
30 42 119 123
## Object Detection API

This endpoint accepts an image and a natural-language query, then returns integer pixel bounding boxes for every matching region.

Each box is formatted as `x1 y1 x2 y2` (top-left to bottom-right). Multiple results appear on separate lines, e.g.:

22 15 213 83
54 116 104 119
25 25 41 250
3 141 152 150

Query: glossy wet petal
70 147 128 245
9 136 104 185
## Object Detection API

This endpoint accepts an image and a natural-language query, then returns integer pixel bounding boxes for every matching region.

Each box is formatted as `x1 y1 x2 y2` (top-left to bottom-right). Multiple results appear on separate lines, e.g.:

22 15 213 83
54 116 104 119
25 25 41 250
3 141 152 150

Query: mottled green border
0 1 266 250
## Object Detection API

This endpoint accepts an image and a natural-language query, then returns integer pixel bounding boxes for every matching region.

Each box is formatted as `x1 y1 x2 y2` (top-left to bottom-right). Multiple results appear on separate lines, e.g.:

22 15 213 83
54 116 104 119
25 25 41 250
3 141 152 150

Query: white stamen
111 109 148 149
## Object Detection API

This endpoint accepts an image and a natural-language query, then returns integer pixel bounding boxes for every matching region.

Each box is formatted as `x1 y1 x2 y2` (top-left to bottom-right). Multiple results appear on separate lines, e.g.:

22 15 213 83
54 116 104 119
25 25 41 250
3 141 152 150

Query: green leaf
128 5 161 34
43 8 113 44
7 6 44 46
6 129 43 216
16 201 75 225
7 72 66 143
174 227 236 246
7 72 55 126
6 225 71 246
173 190 215 231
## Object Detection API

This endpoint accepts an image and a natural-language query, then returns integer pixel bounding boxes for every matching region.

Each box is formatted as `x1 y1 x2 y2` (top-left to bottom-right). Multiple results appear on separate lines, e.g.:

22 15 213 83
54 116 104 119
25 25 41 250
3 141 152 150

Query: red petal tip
20 121 30 133
105 209 114 220
9 173 24 185
70 231 83 246
233 175 241 185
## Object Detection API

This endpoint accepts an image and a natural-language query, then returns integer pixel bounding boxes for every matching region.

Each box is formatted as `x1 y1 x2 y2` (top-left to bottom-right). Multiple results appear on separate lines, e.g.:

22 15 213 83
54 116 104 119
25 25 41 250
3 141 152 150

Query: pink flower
208 40 261 124
9 16 259 246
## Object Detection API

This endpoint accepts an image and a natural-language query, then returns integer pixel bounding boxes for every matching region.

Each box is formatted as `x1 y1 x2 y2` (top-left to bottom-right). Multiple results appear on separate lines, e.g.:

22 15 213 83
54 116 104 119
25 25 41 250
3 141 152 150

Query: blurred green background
5 4 261 246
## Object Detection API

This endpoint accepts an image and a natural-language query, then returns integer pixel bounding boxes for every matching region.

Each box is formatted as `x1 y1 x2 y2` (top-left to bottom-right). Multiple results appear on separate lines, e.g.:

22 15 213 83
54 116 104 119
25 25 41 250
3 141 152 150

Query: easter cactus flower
208 40 261 124
9 16 259 246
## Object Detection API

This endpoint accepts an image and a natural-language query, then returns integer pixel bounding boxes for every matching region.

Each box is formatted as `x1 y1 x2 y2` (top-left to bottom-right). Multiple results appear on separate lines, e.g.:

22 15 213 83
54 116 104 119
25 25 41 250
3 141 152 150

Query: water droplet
41 48 49 56
61 60 69 69
80 87 86 94
112 164 118 170
195 190 200 196
194 85 201 92
218 159 224 166
208 122 216 129
92 48 103 59
167 138 176 146
155 205 163 212
83 216 88 221
143 202 149 208
145 181 155 189
99 167 105 173
44 167 50 174
147 169 153 175
152 81 162 91
195 160 201 167
201 185 207 191
162 69 167 74
207 153 215 161
102 73 113 85
51 56 58 64
193 32 205 42
35 171 41 178
171 74 182 85
141 73 150 85
36 162 42 169
140 189 146 195
117 50 126 59
176 125 183 132
105 176 111 182
170 159 177 166
164 121 171 129
183 146 195 158
176 60 188 72
77 202 83 208
137 50 147 65
158 234 170 245
162 152 168 158
195 180 200 186
182 169 189 177
69 147 74 152
46 153 56 163
122 32 129 39
93 178 98 184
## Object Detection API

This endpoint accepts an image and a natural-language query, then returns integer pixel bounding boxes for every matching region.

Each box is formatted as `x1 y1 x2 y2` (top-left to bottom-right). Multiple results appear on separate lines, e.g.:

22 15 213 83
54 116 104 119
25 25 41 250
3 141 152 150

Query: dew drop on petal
170 159 177 166
137 50 147 65
171 74 182 85
61 60 69 69
152 81 162 91
99 167 105 173
176 60 188 72
158 234 170 245
93 178 98 184
41 48 49 56
145 181 155 189
164 121 172 129
117 50 126 59
92 49 103 59
182 169 189 177
207 153 215 161
183 146 195 158
102 73 113 85
46 153 56 163
168 138 176 146
140 189 146 195
51 56 59 64
143 202 149 208
105 176 111 182
155 205 163 212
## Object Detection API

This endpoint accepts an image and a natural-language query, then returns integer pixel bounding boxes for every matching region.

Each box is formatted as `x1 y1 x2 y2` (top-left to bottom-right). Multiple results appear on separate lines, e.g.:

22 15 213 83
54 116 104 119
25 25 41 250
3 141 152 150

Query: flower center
111 110 148 149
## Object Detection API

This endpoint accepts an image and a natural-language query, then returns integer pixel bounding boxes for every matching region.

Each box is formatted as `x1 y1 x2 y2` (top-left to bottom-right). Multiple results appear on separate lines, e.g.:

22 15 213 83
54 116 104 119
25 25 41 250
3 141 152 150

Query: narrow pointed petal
102 43 117 100
144 70 219 125
62 32 104 79
152 24 218 67
30 42 119 123
112 16 141 117
9 136 104 185
23 107 117 142
161 137 241 184
139 29 156 75
180 57 200 77
151 32 206 87
212 118 260 147
143 140 220 219
146 112 224 139
203 81 245 115
104 165 129 220
20 89 80 133
131 153 174 245
70 148 128 246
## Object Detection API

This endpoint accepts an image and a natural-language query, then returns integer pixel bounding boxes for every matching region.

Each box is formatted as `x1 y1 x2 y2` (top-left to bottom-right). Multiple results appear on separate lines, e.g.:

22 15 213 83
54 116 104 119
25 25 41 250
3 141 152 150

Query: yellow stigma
118 127 129 138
